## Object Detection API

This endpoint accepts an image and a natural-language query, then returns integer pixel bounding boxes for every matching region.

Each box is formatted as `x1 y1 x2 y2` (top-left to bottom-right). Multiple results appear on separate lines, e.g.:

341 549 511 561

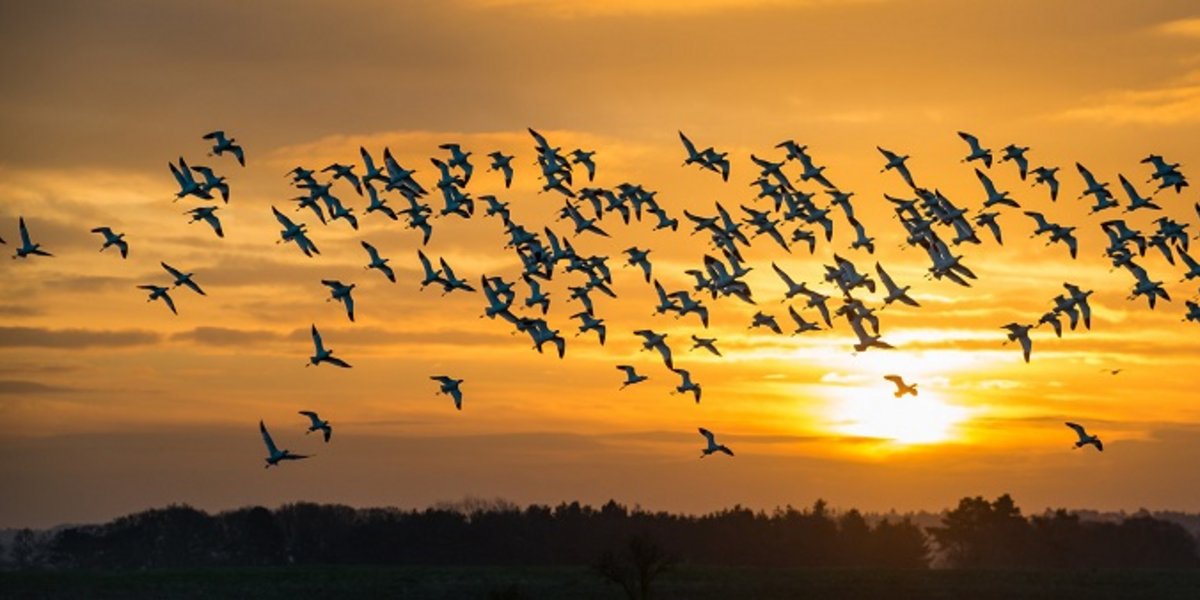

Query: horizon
3 0 1200 531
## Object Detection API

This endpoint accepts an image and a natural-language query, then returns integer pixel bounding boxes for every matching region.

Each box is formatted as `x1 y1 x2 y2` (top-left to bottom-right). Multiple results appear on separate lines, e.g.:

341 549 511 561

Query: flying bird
698 428 734 457
1065 422 1103 452
161 262 205 295
321 280 356 322
431 375 464 410
361 241 395 283
12 218 52 259
91 227 128 258
260 420 309 468
308 325 351 368
883 375 918 398
957 131 993 168
616 365 648 389
138 284 177 315
204 130 245 166
299 411 332 443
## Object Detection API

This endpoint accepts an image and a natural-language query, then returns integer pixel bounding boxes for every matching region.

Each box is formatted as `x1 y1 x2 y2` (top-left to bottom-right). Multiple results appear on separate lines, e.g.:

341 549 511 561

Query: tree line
2 495 1195 570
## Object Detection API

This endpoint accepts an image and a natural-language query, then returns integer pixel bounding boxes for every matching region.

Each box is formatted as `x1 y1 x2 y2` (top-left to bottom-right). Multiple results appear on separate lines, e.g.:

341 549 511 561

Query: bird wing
160 262 184 280
418 250 436 279
162 291 177 315
975 169 997 195
272 206 296 229
361 240 381 262
203 130 224 141
678 131 698 157
958 131 980 150
311 325 325 354
324 356 352 368
260 420 280 456
883 375 903 385
875 263 898 292
450 387 463 410
771 262 796 289
18 217 32 246
698 428 716 444
323 427 331 443
299 411 321 427
1064 422 1088 440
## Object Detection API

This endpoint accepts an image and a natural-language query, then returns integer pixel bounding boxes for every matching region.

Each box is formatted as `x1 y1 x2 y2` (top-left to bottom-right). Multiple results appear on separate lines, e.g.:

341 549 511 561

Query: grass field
3 566 1200 599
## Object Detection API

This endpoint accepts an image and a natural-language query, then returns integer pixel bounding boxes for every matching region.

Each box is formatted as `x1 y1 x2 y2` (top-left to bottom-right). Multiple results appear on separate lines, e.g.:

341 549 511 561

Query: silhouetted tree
595 532 676 600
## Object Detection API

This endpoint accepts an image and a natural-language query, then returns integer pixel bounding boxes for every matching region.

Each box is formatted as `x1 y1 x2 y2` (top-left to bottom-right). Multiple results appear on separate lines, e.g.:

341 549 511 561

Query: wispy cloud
1155 17 1200 38
0 326 161 349
1056 73 1200 124
471 0 882 18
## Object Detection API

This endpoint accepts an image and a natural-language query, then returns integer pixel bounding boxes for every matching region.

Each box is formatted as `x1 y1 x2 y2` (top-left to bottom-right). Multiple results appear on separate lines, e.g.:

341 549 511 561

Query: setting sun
828 387 972 446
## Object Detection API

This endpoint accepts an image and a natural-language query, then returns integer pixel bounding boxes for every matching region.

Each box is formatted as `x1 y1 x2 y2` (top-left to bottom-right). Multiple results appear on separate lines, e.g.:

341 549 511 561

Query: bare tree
594 532 676 600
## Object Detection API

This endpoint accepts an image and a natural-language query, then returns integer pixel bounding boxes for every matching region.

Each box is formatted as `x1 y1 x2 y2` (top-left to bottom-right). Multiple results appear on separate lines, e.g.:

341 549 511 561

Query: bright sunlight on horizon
1 0 1200 531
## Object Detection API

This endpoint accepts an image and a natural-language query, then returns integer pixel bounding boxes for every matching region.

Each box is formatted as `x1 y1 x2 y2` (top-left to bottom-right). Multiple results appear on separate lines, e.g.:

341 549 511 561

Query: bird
260 420 309 468
883 375 918 398
307 325 351 368
161 262 205 295
877 146 916 188
360 241 395 283
138 284 177 315
431 375 464 410
12 217 52 259
321 280 356 322
203 130 245 166
272 206 319 257
169 157 213 201
876 263 920 308
698 428 734 457
488 151 515 188
1002 323 1034 363
1030 166 1061 201
616 365 648 389
957 131 993 167
185 206 224 238
1065 422 1103 452
91 227 128 258
190 165 230 203
299 411 332 443
690 335 722 357
671 368 702 403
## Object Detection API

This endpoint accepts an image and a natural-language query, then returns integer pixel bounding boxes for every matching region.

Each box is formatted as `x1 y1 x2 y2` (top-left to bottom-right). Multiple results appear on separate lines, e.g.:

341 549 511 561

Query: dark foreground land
4 566 1200 600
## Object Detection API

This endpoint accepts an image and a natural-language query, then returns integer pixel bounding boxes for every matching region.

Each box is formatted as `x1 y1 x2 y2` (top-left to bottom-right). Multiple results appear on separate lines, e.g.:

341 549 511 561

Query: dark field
4 566 1200 600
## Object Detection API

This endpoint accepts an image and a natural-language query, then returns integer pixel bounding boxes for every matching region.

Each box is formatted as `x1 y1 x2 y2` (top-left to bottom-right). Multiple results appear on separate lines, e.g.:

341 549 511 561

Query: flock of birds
9 127 1196 466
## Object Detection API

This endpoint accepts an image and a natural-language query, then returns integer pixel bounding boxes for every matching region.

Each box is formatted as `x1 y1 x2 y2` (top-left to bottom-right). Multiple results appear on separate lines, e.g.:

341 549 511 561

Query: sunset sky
3 0 1200 529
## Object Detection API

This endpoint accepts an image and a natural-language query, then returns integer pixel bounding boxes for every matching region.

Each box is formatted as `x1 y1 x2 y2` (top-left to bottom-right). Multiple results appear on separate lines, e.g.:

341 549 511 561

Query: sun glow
830 387 970 445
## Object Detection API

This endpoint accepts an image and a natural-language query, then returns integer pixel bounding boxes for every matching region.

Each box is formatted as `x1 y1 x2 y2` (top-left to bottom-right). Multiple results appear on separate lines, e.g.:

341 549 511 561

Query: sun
829 387 970 445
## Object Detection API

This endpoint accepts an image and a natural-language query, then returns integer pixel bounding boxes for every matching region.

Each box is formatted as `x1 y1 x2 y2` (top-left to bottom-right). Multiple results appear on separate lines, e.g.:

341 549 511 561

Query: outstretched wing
311 325 325 354
260 420 280 456
18 217 32 246
678 131 698 157
272 206 296 229
1064 422 1088 440
299 411 321 427
883 374 903 385
161 262 184 279
698 427 716 445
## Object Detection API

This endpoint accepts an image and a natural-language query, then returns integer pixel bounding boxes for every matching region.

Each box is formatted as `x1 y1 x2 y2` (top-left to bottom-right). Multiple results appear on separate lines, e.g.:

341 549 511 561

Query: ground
4 566 1200 599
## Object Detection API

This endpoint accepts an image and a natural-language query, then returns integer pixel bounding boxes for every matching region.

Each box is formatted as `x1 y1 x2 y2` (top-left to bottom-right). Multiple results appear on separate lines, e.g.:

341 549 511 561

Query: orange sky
2 0 1200 528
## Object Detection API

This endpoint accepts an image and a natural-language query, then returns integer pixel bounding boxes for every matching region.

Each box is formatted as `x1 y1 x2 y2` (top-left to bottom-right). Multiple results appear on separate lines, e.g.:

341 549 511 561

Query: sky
2 0 1200 529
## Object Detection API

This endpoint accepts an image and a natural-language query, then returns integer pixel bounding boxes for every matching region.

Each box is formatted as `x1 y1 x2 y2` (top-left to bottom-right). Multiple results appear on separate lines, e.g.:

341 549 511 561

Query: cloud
0 380 79 395
1155 17 1200 38
170 327 287 347
0 326 161 349
471 0 881 18
1056 75 1200 125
